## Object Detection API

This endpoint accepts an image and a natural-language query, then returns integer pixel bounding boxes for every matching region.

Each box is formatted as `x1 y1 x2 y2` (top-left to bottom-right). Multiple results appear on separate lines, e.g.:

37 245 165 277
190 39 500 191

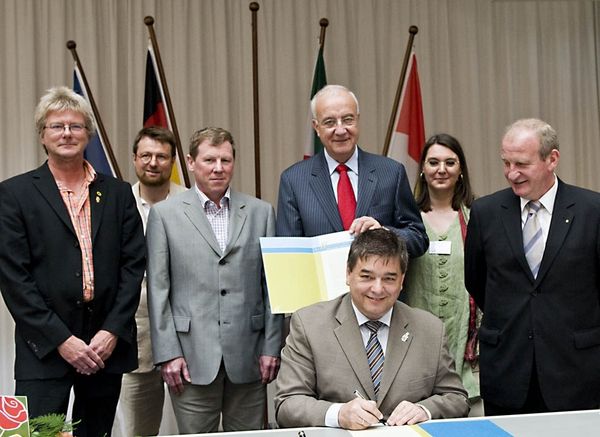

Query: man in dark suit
465 118 600 415
0 87 145 436
276 85 427 258
275 228 468 429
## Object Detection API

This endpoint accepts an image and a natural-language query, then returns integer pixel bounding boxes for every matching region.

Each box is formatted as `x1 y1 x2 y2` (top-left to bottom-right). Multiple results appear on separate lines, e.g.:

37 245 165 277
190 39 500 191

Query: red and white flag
386 50 425 189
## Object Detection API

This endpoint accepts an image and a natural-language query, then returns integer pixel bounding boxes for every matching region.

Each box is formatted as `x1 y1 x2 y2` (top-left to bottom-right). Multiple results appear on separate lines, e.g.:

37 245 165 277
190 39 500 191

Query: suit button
220 289 227 296
75 272 81 278
76 300 82 307
74 241 79 248
528 331 534 339
219 259 227 265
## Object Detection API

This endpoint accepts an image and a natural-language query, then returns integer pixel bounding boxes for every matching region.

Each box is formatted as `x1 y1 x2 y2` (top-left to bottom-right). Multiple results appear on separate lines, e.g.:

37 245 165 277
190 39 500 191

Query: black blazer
0 163 146 379
465 180 600 410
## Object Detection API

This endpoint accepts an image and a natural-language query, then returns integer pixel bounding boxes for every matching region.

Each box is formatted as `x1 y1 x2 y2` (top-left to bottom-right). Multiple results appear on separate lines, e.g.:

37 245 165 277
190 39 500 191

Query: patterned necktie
365 320 384 399
523 201 544 278
336 164 356 230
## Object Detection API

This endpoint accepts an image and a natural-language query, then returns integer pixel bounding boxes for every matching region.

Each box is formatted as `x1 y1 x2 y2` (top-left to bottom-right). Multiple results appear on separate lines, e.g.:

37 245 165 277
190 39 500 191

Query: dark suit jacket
276 148 428 257
464 180 600 410
0 163 146 379
274 294 469 427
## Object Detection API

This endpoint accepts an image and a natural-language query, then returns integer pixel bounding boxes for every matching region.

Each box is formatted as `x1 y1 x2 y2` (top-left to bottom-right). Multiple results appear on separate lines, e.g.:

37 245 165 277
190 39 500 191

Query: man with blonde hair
0 86 145 436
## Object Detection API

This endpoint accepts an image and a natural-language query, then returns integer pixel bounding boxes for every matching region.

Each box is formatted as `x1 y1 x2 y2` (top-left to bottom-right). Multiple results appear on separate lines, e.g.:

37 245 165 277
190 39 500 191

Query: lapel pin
401 332 410 342
96 191 102 203
565 219 569 223
95 196 101 203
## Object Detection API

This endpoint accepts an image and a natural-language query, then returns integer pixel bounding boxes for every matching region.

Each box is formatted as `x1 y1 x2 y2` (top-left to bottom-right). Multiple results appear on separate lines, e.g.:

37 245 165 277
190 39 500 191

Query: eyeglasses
425 158 459 169
136 153 173 165
44 123 86 134
317 115 357 129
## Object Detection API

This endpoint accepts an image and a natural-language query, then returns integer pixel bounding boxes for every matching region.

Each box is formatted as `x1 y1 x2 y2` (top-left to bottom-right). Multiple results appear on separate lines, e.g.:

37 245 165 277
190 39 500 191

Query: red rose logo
0 396 28 431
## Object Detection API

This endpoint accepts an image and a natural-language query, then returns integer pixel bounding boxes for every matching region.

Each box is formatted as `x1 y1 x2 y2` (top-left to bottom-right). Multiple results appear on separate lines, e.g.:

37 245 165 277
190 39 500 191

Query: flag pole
144 16 190 188
249 2 262 198
66 40 122 180
319 18 329 49
382 25 419 156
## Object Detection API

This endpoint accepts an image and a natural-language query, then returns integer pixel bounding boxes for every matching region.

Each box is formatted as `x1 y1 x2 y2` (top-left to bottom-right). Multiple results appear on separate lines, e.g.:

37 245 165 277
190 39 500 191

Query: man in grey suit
275 228 468 429
276 85 427 258
147 127 283 433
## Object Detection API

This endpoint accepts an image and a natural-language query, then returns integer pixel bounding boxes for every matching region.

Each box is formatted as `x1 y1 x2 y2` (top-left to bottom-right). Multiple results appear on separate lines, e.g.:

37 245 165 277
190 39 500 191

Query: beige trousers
118 370 166 436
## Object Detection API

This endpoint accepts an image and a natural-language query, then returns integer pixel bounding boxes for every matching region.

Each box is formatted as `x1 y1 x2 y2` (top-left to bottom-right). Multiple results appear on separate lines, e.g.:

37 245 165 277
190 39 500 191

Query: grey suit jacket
131 181 187 373
146 188 283 384
274 294 469 427
276 148 428 258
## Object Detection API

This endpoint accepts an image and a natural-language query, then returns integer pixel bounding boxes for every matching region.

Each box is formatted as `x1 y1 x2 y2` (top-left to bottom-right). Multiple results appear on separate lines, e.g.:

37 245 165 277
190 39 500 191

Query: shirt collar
520 174 558 214
351 300 393 327
324 146 359 176
194 184 230 208
82 159 97 183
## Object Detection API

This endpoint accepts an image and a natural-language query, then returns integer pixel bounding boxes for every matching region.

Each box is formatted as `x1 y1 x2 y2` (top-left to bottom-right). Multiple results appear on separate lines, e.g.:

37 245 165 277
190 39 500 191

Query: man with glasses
114 127 186 436
276 85 427 258
0 86 145 437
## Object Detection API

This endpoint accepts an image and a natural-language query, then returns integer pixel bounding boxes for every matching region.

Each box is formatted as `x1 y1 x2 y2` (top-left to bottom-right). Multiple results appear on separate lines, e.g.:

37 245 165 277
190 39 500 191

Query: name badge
428 240 452 255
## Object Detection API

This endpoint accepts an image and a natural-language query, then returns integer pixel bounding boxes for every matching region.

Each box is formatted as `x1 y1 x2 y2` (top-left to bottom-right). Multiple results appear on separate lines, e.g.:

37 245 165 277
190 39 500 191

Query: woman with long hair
403 133 481 410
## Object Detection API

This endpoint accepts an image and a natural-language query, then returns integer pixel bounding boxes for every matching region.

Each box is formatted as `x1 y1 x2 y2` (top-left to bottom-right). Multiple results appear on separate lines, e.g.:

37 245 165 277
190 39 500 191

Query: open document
260 231 354 313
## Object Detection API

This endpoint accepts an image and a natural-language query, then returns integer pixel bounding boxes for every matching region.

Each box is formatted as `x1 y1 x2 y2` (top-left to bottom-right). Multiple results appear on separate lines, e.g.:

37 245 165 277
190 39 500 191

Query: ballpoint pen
353 389 388 425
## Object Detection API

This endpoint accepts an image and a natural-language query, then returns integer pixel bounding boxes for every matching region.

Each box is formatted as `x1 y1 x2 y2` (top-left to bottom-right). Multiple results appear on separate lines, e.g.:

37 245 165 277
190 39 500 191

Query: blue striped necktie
365 320 384 399
523 201 544 278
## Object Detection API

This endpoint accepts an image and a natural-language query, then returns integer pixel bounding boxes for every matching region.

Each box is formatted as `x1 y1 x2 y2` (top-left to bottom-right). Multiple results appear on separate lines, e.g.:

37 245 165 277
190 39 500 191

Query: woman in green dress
403 133 481 411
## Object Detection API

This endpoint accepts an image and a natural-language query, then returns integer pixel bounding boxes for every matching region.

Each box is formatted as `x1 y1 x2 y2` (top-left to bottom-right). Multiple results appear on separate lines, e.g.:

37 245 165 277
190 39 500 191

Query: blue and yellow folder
260 231 353 313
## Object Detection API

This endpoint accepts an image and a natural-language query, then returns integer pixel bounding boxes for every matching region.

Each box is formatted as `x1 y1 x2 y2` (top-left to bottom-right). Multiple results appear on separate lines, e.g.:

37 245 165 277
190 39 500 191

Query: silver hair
503 118 559 159
310 84 360 119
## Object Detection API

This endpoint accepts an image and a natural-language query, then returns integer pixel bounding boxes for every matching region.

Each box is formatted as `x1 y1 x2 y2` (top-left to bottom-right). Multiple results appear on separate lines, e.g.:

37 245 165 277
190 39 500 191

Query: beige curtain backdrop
1 0 600 432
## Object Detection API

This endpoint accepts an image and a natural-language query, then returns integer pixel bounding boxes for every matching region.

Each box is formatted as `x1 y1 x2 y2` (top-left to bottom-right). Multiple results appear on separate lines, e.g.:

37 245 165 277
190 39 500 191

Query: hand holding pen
354 390 388 425
337 389 387 430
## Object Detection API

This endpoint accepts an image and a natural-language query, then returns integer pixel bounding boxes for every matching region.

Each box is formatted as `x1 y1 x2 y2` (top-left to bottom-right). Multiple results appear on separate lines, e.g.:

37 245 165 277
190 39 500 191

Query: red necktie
336 164 356 230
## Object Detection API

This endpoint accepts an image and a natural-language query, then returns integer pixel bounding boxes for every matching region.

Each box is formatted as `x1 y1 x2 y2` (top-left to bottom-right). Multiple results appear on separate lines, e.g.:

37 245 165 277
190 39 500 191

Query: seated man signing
275 228 468 429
